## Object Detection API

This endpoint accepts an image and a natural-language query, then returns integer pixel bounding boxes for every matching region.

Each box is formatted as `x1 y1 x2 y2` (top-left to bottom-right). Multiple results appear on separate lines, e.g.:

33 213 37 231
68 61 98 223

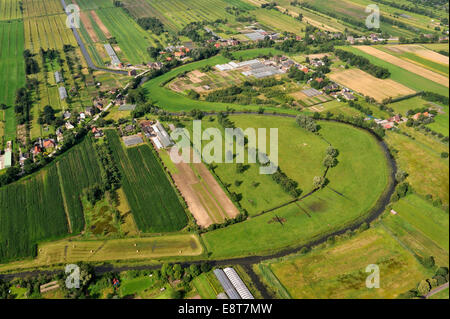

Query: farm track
0 113 397 286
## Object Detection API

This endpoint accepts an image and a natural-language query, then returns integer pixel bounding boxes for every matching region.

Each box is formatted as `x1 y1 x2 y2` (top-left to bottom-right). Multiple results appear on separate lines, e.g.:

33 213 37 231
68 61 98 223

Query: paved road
426 282 449 299
60 0 128 75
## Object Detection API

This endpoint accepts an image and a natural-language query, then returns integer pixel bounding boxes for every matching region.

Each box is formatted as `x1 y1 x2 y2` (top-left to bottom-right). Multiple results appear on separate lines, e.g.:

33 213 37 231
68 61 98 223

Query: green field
201 117 392 258
381 194 449 266
0 136 105 263
340 46 449 97
105 130 187 233
192 272 223 299
385 130 449 205
259 226 431 298
0 20 25 141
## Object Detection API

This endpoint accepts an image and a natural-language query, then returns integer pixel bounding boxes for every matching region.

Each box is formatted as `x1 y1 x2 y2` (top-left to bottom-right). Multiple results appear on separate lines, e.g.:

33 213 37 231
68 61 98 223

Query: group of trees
334 49 391 79
296 114 319 132
95 138 121 192
323 146 339 169
271 168 302 197
136 17 165 35
23 50 39 75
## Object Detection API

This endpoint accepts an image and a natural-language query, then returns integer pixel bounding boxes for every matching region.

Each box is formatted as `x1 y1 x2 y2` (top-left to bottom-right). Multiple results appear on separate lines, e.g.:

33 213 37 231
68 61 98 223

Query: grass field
201 117 391 258
105 130 188 233
0 234 203 272
192 271 224 299
340 46 449 97
0 20 25 141
385 130 449 205
381 194 449 266
259 226 431 298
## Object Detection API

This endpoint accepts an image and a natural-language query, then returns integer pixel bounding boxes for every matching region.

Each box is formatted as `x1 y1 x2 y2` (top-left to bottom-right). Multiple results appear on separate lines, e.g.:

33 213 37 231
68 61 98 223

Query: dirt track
357 46 449 88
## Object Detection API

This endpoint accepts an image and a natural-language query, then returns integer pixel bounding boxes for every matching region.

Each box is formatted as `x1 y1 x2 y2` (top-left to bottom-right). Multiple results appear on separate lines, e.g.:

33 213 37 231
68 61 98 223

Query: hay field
329 69 415 102
356 46 449 88
0 234 203 272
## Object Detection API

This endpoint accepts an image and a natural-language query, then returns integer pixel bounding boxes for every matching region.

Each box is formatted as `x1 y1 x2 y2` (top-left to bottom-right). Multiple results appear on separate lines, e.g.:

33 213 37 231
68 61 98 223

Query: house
65 122 74 130
85 107 94 116
43 139 56 149
389 115 402 123
324 83 339 91
382 122 395 130
92 127 104 138
79 112 86 120
315 77 324 83
347 36 354 44
63 110 71 119
128 69 137 76
33 145 42 155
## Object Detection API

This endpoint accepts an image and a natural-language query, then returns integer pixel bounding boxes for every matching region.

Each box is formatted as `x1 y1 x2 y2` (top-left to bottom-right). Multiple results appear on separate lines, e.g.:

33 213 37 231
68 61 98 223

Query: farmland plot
106 130 187 233
0 166 69 263
0 20 25 141
0 0 22 21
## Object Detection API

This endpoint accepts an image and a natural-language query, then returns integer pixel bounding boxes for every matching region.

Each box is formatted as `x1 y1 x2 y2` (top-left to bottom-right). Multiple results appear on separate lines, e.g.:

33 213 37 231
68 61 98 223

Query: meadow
105 130 188 233
259 226 431 298
385 130 449 205
201 117 392 258
0 20 25 141
381 194 449 266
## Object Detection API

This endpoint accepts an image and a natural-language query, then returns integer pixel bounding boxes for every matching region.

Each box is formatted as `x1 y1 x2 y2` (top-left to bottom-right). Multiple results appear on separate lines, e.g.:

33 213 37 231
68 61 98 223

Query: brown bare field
169 148 239 228
289 91 308 100
80 11 99 42
356 46 449 87
90 10 112 38
387 45 449 65
329 69 416 102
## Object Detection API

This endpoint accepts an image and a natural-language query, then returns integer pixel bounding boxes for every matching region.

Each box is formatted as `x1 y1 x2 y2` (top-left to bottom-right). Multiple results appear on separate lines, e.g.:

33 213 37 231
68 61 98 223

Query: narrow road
426 282 449 299
60 0 128 75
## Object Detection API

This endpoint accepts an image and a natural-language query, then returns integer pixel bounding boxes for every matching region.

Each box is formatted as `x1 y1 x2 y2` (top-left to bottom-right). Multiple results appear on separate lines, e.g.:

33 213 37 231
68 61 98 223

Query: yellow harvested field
329 69 416 102
356 46 449 88
387 44 449 65
0 234 203 272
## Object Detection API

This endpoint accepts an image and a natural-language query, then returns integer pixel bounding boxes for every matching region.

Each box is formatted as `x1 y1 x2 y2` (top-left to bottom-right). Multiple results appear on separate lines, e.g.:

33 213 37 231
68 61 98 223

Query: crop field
0 20 25 141
201 118 392 258
93 8 153 64
0 0 22 21
0 234 203 272
121 0 255 32
252 8 306 35
381 194 449 266
378 45 449 75
23 13 78 53
329 68 416 102
56 136 103 233
192 272 224 299
105 130 187 233
340 46 449 97
260 226 430 299
355 46 449 88
385 130 449 205
0 165 69 263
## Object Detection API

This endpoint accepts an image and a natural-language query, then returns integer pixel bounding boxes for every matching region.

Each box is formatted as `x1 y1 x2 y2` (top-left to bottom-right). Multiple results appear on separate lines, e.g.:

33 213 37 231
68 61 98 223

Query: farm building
54 71 63 83
58 86 67 100
122 134 144 147
223 268 254 299
213 269 241 299
104 44 121 66
151 122 173 149
244 29 267 41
